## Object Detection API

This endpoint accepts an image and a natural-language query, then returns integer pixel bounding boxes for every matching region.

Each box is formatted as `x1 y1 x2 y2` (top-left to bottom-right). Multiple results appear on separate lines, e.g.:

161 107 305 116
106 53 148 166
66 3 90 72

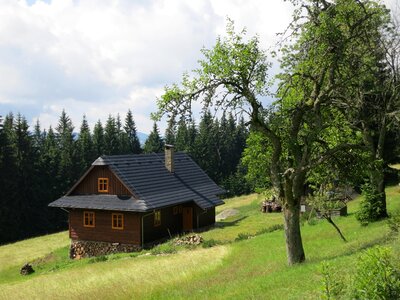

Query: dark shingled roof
49 152 224 212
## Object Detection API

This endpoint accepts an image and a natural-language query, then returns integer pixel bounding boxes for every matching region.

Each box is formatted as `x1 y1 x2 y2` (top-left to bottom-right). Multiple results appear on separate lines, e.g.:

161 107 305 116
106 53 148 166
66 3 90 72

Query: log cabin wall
196 206 216 228
71 166 132 196
142 205 185 244
69 209 141 245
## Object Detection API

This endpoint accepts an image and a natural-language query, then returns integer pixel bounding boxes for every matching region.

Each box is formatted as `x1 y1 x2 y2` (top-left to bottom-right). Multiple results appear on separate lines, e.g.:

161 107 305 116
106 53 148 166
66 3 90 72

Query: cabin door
182 207 193 231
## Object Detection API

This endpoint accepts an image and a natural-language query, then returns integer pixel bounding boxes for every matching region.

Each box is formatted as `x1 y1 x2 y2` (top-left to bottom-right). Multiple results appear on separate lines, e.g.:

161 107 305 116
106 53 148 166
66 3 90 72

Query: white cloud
0 0 294 133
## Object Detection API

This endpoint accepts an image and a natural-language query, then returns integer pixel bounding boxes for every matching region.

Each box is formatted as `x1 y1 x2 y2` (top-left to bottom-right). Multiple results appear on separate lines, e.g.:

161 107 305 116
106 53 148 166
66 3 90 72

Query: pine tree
14 114 37 237
0 113 18 243
104 115 119 155
164 117 176 145
124 110 142 154
144 122 164 153
56 110 75 193
193 111 220 182
76 115 94 173
93 120 105 157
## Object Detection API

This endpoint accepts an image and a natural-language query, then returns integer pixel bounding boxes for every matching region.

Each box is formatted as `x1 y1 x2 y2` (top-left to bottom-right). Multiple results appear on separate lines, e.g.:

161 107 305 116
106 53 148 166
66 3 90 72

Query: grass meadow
1 186 400 299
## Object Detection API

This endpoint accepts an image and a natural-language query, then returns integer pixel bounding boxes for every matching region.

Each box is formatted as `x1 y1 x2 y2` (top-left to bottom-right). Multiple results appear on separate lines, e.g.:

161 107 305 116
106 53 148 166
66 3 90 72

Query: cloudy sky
0 0 397 134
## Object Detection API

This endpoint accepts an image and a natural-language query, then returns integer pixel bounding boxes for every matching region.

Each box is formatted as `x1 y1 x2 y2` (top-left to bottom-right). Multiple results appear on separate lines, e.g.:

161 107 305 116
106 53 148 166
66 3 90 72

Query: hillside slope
1 188 400 299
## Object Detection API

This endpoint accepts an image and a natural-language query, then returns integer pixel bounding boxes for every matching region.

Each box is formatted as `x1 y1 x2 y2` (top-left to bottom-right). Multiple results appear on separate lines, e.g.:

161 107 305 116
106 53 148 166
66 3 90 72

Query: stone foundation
70 240 141 259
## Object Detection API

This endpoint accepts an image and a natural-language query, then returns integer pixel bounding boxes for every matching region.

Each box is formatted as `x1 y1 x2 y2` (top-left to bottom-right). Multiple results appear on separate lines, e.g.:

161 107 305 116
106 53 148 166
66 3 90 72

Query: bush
88 255 108 264
235 233 253 241
300 210 317 226
350 246 400 299
202 239 219 248
320 262 344 299
388 211 400 235
150 243 177 255
356 183 386 225
255 224 284 235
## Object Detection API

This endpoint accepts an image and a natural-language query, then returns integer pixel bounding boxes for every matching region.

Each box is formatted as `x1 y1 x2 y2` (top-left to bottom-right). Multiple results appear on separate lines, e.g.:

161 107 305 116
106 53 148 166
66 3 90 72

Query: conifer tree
143 122 164 153
194 111 220 182
76 115 94 172
93 120 105 157
124 110 142 154
56 110 75 193
164 117 176 145
0 113 18 243
104 115 119 155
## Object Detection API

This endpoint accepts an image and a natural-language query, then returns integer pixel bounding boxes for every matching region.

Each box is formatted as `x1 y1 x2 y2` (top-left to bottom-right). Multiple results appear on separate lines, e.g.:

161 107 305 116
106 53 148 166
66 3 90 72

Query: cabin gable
70 165 132 196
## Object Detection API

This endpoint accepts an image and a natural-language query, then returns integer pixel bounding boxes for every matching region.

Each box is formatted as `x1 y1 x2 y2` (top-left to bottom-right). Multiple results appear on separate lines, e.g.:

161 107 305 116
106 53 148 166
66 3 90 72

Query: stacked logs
70 240 140 259
174 234 203 246
261 199 282 213
20 264 34 275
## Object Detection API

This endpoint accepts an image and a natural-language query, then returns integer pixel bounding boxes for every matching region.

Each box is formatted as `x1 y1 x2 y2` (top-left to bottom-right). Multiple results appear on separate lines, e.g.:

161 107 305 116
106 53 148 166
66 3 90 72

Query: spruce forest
0 109 250 245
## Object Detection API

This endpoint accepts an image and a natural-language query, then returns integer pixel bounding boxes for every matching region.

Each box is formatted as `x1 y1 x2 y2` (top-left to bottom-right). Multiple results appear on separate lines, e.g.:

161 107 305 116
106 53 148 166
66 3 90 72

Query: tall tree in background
0 114 18 242
124 110 142 154
164 117 176 145
93 120 105 157
56 110 75 194
144 122 164 153
193 111 220 181
104 115 119 155
76 115 94 173
344 7 399 222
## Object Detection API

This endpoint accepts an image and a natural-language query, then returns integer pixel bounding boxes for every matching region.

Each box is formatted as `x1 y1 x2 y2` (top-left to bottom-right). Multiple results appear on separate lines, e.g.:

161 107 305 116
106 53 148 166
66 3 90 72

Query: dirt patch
216 208 240 221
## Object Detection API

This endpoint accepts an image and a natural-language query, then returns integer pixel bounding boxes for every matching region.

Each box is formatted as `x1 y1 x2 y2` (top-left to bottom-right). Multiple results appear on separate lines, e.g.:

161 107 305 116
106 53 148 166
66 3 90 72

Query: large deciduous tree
154 0 388 265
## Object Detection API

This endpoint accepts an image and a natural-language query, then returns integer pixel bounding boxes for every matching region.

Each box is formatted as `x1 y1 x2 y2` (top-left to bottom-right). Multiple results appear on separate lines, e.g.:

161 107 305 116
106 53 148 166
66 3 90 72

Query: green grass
1 187 400 299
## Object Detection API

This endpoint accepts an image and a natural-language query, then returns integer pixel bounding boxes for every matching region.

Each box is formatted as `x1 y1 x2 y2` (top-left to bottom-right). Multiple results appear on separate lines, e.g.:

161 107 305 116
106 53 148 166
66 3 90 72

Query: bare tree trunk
283 174 306 265
283 203 305 265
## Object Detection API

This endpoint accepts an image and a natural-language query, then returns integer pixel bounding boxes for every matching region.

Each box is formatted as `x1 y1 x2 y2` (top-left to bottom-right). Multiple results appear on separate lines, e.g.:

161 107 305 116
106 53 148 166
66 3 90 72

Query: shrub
150 243 177 255
388 211 400 234
320 262 344 300
88 255 108 264
300 210 317 226
350 246 400 299
235 233 253 241
255 224 284 235
356 183 385 226
202 239 219 248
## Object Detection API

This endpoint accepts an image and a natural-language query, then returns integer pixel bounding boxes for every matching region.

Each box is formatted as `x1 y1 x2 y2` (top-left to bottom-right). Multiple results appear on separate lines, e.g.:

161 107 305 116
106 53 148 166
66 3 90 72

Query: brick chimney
165 144 174 173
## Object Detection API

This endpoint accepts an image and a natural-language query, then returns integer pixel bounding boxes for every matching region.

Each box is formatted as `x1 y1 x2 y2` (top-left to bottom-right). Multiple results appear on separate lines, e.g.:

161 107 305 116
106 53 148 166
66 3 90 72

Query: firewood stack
20 263 34 275
174 234 203 246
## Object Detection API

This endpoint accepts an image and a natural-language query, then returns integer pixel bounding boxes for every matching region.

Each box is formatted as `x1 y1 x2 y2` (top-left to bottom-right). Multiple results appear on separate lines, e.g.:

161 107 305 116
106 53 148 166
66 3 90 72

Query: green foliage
388 211 400 235
356 183 386 225
350 246 400 299
202 239 219 248
124 109 142 154
143 122 164 154
150 243 177 255
88 255 108 264
235 232 252 241
320 261 345 300
241 131 271 189
255 224 284 235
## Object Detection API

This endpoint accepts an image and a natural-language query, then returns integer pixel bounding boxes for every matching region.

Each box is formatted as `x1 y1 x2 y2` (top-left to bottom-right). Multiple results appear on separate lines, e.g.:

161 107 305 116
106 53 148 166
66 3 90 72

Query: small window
154 211 161 227
98 178 109 193
83 211 95 227
112 213 124 230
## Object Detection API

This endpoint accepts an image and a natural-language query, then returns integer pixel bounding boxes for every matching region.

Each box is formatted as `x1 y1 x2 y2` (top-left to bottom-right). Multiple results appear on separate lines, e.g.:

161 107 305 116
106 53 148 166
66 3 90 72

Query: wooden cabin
49 145 224 257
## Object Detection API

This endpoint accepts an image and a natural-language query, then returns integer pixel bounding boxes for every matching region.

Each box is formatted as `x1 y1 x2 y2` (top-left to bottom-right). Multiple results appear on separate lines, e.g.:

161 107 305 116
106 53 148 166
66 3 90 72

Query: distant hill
137 132 148 145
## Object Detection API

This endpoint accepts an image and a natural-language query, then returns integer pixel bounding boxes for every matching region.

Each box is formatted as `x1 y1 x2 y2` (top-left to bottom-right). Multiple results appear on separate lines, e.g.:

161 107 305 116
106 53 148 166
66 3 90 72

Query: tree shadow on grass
214 216 248 229
307 234 391 265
